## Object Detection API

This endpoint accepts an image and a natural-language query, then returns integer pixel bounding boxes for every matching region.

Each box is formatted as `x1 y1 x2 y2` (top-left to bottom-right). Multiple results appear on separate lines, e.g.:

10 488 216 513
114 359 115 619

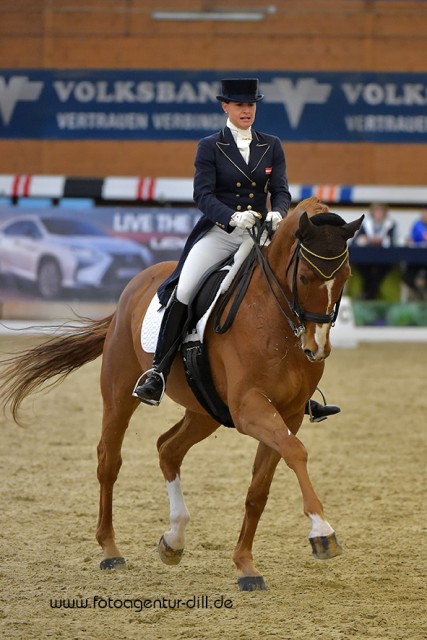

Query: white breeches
176 225 249 304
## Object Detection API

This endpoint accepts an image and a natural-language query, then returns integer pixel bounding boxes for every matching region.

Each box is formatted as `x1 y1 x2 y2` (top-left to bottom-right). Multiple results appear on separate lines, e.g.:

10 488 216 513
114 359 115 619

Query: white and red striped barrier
1 174 427 205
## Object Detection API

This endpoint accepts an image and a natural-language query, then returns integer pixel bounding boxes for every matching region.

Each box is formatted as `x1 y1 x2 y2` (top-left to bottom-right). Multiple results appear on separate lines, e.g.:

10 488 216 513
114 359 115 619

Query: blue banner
1 70 427 142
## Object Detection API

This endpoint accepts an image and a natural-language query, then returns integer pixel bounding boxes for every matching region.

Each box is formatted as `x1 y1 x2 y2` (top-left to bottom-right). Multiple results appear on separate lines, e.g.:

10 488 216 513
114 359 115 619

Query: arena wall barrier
0 181 425 341
2 174 427 205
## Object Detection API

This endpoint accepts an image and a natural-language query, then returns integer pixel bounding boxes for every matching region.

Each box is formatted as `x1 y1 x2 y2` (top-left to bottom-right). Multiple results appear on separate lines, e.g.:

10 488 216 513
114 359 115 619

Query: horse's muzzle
305 348 328 362
303 346 330 362
303 348 317 361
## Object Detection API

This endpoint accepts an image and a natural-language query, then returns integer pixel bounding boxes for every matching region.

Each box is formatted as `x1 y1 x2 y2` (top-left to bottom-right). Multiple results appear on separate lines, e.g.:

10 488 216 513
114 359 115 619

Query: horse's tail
0 314 115 425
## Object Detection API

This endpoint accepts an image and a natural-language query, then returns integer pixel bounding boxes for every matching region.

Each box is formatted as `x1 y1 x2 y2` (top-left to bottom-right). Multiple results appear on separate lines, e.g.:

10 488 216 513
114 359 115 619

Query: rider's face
222 101 256 130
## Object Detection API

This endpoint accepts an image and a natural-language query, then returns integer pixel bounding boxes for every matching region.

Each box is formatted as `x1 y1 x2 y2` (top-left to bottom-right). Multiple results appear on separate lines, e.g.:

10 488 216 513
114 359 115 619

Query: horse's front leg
233 442 281 591
157 409 220 565
233 391 343 563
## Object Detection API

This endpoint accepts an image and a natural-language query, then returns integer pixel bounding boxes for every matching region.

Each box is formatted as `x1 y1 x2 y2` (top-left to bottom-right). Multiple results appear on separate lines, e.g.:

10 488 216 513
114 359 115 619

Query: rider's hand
266 210 282 231
229 210 258 230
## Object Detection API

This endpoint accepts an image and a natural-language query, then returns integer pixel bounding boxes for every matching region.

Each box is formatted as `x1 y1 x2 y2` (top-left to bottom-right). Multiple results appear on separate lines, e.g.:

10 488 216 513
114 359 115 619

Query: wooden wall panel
0 1 426 184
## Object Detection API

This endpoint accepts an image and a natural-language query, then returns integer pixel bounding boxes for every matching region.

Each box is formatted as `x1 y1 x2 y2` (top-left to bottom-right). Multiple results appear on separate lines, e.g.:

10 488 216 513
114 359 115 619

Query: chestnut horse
0 197 363 591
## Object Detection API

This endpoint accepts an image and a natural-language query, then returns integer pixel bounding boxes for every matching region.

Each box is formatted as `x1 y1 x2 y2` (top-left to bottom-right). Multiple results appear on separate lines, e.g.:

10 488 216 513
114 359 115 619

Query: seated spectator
353 202 397 300
403 206 427 299
408 206 427 246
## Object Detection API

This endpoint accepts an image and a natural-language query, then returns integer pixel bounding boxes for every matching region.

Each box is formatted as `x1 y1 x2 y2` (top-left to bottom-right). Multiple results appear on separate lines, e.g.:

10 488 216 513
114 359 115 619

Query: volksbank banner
1 69 427 142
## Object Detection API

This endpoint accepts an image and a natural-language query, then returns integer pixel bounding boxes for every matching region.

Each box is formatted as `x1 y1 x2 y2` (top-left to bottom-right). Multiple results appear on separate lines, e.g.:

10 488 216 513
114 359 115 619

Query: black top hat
216 78 264 103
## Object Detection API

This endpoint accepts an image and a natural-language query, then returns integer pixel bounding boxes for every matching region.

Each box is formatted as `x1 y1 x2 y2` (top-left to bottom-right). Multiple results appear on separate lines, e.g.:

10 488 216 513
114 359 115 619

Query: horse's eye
299 275 308 284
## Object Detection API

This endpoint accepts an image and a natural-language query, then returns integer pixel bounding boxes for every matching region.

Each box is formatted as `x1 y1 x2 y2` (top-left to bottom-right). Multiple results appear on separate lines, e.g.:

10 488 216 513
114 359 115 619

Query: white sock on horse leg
164 476 190 549
308 513 335 538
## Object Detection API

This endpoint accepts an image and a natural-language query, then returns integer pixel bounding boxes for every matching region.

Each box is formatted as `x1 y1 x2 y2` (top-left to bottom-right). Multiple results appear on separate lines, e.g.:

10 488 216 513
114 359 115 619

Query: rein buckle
294 325 305 338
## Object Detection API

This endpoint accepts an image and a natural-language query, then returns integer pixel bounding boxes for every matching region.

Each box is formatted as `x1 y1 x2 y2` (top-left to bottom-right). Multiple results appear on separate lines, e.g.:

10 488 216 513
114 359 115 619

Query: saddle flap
181 340 235 428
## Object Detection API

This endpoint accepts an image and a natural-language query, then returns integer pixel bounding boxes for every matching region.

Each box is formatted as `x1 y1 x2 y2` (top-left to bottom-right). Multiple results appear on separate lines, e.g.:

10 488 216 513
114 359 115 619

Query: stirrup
132 369 166 406
308 387 338 423
309 406 326 423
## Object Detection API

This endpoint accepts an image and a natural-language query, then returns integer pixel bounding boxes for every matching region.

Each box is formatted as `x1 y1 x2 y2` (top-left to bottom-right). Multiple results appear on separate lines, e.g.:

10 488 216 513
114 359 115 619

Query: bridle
249 221 348 338
213 220 349 338
286 240 348 334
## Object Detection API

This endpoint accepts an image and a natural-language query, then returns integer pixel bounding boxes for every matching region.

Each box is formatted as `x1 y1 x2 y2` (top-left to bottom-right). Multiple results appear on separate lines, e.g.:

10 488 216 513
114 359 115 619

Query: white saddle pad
141 294 164 353
140 236 265 353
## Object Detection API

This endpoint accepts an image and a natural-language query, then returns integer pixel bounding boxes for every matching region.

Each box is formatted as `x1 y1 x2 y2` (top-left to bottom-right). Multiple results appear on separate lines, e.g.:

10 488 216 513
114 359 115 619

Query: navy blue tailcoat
158 126 292 305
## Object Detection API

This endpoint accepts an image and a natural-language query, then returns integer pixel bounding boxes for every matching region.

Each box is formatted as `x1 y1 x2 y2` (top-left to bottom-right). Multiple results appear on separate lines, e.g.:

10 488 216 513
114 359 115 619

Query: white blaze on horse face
314 279 335 356
164 476 190 550
314 323 329 355
324 279 336 312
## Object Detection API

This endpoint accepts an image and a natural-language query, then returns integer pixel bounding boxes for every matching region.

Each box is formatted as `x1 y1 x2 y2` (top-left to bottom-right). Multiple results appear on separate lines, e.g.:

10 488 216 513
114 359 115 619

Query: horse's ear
341 215 365 240
296 211 314 241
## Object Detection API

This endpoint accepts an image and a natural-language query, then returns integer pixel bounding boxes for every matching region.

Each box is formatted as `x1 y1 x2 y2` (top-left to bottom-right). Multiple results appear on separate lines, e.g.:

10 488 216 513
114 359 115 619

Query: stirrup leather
132 369 166 406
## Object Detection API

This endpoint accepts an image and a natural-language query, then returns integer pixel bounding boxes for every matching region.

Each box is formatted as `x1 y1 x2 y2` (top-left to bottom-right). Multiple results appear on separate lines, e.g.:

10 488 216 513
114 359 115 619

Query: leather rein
214 220 348 338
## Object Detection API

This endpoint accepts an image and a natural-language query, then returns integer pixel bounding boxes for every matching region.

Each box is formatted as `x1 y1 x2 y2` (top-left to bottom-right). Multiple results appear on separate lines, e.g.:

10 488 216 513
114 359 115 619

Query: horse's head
287 210 364 361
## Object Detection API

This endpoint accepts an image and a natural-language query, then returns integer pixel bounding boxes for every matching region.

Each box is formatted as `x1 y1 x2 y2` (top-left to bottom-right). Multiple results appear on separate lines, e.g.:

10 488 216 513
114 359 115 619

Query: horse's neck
264 213 300 279
242 214 300 339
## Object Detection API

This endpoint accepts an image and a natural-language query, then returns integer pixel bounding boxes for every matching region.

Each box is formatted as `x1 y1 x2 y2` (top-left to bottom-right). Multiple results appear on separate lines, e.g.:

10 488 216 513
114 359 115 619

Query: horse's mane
289 196 329 218
286 197 346 230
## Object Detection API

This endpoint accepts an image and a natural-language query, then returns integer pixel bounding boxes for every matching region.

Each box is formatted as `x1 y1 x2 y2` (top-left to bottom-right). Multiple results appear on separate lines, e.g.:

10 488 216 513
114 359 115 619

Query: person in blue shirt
403 207 427 298
409 207 427 245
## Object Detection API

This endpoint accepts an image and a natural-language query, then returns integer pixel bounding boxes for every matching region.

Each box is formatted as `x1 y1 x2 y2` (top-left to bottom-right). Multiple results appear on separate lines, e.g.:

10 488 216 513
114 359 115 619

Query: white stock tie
227 119 252 164
236 134 252 164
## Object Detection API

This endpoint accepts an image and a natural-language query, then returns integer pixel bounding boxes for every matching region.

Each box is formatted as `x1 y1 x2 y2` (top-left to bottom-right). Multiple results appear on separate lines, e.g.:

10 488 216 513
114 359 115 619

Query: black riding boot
132 294 188 406
305 399 341 423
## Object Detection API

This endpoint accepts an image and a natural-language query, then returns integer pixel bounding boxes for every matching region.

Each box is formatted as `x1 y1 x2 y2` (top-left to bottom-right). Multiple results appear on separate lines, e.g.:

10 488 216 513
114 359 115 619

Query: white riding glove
229 210 258 230
266 210 282 231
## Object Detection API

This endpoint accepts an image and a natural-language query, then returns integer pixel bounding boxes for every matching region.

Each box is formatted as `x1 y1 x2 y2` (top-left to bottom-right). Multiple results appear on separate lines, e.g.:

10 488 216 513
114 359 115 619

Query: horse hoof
310 532 343 560
158 535 184 566
100 556 127 571
237 576 268 591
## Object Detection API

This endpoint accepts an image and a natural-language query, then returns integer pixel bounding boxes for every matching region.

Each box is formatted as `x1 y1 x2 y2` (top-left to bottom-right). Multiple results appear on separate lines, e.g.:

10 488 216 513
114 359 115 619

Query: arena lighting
151 6 276 21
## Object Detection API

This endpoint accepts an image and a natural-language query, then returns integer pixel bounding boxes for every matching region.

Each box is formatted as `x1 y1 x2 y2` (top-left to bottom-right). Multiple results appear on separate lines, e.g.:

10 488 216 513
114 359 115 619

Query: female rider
133 78 339 422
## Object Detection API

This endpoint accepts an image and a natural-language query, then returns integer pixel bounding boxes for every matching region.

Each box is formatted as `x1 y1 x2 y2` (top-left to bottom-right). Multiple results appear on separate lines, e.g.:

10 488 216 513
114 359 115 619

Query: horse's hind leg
233 442 281 591
96 333 141 570
156 410 220 565
96 405 137 569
